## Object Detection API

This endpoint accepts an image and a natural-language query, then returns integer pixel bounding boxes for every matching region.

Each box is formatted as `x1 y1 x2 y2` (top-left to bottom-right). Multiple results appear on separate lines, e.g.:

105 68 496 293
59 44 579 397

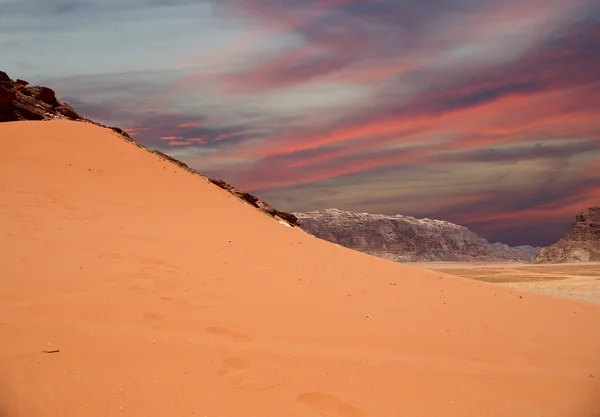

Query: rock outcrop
294 208 540 262
0 71 82 122
534 207 600 263
0 70 297 227
206 178 298 226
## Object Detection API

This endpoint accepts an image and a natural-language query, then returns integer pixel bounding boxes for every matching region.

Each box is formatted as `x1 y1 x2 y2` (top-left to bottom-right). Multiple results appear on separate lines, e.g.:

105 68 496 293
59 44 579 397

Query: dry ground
414 262 600 304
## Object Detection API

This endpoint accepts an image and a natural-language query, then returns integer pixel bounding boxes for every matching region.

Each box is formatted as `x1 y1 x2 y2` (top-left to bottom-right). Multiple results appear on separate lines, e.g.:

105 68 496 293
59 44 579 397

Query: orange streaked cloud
26 0 600 246
178 121 204 128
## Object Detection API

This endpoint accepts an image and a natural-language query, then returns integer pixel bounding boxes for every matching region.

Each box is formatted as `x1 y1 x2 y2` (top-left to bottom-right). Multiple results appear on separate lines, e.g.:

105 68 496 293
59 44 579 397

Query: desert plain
416 262 600 305
1 119 600 417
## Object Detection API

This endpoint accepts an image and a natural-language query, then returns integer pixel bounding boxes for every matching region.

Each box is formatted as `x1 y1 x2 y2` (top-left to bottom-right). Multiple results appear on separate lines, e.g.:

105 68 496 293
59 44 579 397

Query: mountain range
294 209 540 262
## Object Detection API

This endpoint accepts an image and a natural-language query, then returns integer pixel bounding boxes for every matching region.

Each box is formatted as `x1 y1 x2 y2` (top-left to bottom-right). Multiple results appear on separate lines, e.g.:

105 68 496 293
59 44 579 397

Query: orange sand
1 119 599 417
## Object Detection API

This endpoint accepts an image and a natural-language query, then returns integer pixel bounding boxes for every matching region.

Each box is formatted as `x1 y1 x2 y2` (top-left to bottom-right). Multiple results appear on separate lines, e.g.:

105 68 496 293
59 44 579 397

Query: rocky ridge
294 208 540 262
534 207 600 263
0 71 82 122
0 70 298 227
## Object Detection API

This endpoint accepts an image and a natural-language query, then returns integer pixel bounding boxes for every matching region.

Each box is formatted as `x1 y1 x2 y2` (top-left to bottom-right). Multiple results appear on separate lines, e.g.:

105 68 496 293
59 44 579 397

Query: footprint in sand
143 312 172 329
221 357 251 371
205 326 253 342
218 357 251 387
126 285 147 294
297 392 366 417
144 312 165 321
158 296 199 309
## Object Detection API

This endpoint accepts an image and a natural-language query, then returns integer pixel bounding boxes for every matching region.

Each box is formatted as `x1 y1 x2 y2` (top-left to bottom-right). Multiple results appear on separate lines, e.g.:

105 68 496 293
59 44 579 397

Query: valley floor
415 262 600 304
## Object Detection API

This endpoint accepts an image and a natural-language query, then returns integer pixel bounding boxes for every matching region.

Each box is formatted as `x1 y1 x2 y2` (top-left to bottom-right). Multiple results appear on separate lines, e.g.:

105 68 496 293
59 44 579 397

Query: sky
1 0 599 247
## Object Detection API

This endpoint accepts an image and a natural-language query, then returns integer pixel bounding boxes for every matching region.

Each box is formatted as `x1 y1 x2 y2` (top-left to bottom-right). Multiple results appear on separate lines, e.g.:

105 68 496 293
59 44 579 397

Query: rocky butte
294 208 540 262
535 207 600 263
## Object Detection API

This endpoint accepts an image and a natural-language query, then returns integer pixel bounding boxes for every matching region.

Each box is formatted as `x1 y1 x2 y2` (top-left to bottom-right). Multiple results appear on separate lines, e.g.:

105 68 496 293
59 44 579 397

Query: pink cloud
187 137 206 143
214 131 245 141
159 136 184 141
178 121 203 128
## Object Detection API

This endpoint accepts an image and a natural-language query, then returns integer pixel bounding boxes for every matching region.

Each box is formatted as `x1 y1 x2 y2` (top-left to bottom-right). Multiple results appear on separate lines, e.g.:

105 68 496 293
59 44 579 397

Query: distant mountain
534 207 600 263
512 245 542 259
294 209 540 262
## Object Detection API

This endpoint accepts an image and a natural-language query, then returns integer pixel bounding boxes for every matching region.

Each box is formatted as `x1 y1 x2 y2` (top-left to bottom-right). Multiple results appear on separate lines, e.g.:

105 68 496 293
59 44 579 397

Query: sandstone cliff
0 70 297 227
534 207 600 263
294 209 540 262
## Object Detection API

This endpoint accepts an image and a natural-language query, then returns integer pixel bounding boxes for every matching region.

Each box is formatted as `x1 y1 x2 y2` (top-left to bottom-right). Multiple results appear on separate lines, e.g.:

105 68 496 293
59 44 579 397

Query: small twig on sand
42 350 60 354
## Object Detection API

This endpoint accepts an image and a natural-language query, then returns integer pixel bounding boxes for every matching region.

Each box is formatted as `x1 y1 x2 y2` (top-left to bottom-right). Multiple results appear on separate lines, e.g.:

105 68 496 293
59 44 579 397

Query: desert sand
1 119 600 417
417 262 600 305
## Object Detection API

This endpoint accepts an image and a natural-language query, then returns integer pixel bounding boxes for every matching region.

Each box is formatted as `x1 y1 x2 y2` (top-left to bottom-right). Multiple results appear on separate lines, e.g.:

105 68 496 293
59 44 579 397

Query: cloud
235 19 600 159
3 0 599 246
200 0 593 94
176 5 599 246
0 0 202 17
434 139 600 164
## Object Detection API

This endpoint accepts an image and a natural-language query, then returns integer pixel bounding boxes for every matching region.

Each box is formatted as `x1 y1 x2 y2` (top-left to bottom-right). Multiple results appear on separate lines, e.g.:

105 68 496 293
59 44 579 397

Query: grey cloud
434 140 600 164
0 0 204 16
439 175 600 246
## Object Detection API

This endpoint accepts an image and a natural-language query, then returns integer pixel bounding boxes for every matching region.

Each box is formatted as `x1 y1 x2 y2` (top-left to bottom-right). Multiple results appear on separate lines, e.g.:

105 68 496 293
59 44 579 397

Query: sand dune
1 119 599 417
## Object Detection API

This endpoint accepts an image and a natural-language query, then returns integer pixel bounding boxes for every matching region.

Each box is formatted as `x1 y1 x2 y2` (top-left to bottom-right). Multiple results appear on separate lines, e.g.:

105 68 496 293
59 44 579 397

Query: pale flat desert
1 119 599 417
415 262 600 305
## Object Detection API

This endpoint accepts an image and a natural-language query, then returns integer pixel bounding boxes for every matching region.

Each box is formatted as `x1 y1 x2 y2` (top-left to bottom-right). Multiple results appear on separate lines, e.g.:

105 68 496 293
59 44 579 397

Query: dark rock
273 211 299 226
294 209 540 262
0 85 15 111
535 207 600 263
0 71 10 84
108 126 131 139
207 177 298 226
153 150 190 169
0 112 18 122
0 71 81 121
12 100 46 120
15 84 33 96
31 86 57 105
58 105 82 120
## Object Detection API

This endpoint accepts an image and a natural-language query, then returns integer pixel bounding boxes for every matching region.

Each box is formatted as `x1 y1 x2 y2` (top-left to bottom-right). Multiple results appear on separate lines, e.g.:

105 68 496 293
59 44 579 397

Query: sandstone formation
0 71 82 122
534 207 600 263
0 70 297 227
294 208 540 262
